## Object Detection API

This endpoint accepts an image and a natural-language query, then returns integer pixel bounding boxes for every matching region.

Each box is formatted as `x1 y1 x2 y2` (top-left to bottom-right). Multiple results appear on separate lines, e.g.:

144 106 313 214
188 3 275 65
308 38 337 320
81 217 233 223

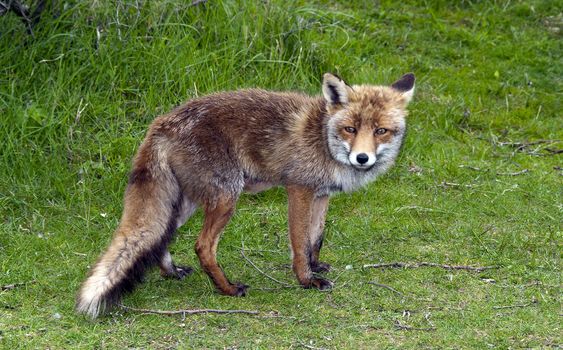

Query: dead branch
367 282 404 296
120 304 259 316
241 245 296 288
362 262 495 272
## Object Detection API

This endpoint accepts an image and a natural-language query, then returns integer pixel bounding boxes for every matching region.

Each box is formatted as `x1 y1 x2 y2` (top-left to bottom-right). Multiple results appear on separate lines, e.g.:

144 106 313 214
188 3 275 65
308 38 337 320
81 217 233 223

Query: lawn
0 0 561 348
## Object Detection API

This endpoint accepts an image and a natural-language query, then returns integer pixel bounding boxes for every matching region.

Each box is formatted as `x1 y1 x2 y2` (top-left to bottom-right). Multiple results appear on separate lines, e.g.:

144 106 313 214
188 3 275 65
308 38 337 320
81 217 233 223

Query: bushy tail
76 143 181 318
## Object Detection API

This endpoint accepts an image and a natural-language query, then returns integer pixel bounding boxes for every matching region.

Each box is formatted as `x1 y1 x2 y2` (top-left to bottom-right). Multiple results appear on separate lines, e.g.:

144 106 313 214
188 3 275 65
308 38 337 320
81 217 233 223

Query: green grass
1 0 561 348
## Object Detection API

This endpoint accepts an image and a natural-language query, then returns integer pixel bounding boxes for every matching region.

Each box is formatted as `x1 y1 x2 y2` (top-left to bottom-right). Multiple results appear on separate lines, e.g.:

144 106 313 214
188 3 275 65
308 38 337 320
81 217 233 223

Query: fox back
151 73 414 197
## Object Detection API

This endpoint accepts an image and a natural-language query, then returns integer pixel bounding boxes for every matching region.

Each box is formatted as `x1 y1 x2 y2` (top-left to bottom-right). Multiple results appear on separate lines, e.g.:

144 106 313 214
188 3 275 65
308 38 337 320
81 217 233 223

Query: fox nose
356 153 369 164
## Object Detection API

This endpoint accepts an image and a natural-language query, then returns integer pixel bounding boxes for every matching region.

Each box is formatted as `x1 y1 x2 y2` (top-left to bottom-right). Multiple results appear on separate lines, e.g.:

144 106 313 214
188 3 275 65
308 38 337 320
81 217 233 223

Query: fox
76 72 415 318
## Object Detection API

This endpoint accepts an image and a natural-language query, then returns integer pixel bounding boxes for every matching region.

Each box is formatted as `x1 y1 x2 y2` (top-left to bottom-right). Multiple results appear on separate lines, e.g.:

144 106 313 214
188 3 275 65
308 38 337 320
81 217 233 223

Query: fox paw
220 282 249 297
174 265 194 279
310 261 331 273
233 282 249 297
304 277 333 291
161 265 193 280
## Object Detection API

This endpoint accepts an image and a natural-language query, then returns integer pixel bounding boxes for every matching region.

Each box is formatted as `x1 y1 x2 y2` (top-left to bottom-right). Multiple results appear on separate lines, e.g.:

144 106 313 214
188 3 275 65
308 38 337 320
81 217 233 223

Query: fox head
323 72 415 172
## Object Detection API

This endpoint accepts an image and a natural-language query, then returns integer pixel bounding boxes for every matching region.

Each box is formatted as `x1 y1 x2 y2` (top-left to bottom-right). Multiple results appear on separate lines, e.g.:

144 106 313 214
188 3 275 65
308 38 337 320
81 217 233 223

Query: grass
0 0 561 348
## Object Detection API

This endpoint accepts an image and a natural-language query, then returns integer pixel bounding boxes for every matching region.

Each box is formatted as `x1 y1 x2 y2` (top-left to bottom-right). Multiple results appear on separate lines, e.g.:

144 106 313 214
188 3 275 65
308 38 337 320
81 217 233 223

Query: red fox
76 72 415 318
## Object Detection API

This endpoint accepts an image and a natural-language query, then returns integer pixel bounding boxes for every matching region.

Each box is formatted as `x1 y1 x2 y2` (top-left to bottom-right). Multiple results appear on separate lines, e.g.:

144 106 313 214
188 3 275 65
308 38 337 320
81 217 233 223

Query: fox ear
391 73 415 103
322 73 349 105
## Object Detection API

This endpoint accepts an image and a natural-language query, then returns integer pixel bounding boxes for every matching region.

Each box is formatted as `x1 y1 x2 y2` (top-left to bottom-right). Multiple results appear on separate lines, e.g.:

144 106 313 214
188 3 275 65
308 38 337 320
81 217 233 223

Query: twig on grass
241 245 297 288
493 299 537 310
493 303 532 310
394 320 435 331
2 283 26 291
440 181 479 188
496 139 562 156
458 165 530 176
367 282 404 296
362 262 496 272
498 139 560 149
394 205 454 214
458 165 483 171
544 148 563 154
496 169 530 176
119 304 259 316
297 342 328 350
1 280 36 291
253 286 292 291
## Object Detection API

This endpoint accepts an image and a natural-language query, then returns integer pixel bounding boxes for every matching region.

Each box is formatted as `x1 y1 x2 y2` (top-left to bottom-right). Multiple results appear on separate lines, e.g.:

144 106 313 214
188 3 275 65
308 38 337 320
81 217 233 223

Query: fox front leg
286 185 333 290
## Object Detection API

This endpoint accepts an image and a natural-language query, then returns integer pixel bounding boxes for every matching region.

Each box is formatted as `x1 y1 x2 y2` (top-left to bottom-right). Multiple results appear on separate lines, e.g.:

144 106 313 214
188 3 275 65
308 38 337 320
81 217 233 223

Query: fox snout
349 151 376 169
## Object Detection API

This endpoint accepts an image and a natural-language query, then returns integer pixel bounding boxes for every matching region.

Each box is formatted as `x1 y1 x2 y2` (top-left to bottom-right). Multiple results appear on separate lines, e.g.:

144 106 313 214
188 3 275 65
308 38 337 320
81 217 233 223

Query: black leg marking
311 261 332 274
310 232 331 273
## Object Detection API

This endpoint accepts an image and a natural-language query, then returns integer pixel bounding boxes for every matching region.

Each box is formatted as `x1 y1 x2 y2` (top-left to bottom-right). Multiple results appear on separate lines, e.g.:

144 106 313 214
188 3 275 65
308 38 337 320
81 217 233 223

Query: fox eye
344 126 357 134
375 128 388 135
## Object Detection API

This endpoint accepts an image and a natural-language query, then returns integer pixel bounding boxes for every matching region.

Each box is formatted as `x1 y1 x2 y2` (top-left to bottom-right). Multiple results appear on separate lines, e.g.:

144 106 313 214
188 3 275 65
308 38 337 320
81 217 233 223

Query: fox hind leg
159 196 198 279
195 196 248 296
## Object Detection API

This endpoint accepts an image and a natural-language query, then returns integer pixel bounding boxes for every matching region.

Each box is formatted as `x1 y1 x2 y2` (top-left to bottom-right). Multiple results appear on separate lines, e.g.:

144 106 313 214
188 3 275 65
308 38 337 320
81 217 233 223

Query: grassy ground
1 0 561 348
